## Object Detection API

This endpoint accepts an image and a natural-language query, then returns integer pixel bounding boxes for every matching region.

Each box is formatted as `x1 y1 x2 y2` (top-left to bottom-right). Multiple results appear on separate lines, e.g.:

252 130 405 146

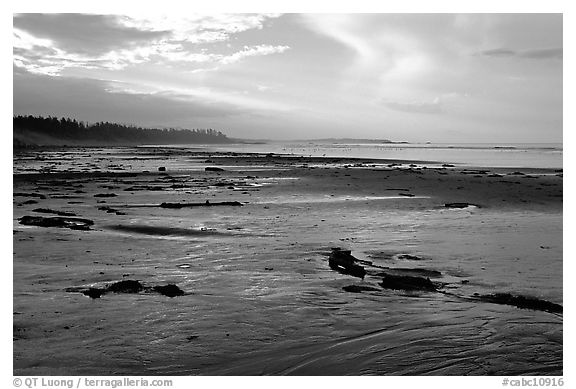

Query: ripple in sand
253 195 430 205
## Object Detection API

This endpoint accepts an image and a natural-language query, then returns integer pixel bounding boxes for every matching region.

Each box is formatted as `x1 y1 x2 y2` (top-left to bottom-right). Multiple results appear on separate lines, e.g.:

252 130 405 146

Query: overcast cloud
13 13 562 142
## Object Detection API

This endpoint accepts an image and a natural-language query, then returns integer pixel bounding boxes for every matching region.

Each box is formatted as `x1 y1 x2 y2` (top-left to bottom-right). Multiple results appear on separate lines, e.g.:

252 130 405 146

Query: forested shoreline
13 115 233 147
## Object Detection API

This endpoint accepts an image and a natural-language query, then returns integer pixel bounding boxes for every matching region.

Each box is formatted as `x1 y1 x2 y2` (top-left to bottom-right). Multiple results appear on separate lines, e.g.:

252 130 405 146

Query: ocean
188 142 563 170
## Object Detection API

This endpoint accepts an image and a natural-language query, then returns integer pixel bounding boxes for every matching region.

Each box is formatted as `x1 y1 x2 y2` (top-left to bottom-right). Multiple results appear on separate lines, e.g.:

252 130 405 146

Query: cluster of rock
329 248 438 291
66 280 185 299
329 248 562 314
19 215 94 231
474 293 562 314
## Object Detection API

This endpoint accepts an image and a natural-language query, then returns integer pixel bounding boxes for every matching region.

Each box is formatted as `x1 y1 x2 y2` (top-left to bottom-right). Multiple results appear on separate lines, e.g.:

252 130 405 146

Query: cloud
13 13 286 75
256 85 271 92
13 70 246 125
158 44 290 66
478 48 517 57
11 14 563 142
104 80 294 113
220 45 290 65
13 14 169 55
478 47 562 60
383 98 443 114
300 14 422 80
300 14 563 89
119 13 281 43
14 67 294 128
299 14 477 83
519 48 563 59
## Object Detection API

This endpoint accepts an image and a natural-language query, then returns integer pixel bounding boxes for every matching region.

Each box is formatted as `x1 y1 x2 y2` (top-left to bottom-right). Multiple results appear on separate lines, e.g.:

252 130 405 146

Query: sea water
190 142 563 169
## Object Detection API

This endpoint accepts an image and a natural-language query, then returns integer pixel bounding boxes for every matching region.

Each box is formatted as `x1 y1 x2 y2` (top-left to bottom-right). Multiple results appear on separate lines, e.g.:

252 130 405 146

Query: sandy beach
13 147 562 375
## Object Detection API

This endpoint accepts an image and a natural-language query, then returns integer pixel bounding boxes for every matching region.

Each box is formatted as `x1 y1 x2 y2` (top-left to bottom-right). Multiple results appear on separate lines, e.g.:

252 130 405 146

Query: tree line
13 115 232 144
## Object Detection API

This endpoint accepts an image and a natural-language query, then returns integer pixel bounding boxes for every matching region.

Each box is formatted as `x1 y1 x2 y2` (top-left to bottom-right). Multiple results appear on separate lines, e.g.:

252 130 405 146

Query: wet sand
13 147 562 375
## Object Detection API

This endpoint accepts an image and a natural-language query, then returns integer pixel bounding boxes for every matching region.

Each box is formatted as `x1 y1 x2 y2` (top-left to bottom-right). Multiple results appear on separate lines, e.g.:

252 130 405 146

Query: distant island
13 115 233 147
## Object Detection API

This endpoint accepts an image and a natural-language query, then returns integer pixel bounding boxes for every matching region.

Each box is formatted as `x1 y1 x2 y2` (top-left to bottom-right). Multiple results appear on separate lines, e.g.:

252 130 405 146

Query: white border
3 2 571 388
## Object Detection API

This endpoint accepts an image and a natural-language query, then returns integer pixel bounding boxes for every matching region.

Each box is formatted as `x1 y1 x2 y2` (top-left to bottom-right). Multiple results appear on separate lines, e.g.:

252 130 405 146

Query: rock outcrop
328 248 366 279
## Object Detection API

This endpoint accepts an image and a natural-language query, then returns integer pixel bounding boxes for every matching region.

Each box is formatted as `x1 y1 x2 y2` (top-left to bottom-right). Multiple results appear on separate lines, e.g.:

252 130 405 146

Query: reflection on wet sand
13 147 562 375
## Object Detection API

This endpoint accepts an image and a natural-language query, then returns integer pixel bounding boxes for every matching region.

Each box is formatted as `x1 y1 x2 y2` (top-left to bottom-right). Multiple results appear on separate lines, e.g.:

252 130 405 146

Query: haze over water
158 142 563 169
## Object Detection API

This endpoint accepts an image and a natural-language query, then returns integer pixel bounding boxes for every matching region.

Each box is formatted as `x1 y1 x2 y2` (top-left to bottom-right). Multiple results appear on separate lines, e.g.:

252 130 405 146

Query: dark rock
107 280 144 294
477 293 562 314
398 193 415 197
442 164 455 167
342 285 380 293
98 206 123 214
328 248 366 279
444 202 475 209
94 193 117 198
397 254 424 261
379 274 437 291
153 284 185 297
158 166 166 171
18 215 94 230
32 208 76 217
123 185 164 191
83 288 107 299
205 167 225 172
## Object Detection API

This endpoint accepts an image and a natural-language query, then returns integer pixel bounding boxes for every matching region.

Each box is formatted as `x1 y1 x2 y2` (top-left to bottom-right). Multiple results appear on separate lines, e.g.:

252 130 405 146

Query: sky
13 13 563 142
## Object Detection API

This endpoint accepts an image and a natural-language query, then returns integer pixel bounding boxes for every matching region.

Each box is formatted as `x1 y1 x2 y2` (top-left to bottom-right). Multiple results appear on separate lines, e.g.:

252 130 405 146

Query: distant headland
304 138 408 144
